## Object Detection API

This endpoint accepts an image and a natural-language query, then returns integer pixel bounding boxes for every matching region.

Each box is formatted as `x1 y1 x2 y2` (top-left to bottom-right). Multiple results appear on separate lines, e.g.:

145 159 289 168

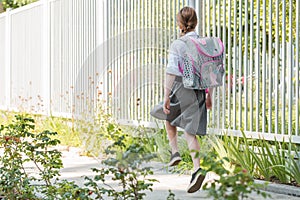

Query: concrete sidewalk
60 148 300 200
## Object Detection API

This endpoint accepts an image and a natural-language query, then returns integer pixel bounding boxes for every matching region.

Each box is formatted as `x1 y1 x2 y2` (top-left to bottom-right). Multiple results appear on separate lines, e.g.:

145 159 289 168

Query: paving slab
60 148 300 200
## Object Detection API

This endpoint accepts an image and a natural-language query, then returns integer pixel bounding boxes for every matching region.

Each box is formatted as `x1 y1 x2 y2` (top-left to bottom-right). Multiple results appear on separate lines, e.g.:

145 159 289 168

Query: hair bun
177 6 197 35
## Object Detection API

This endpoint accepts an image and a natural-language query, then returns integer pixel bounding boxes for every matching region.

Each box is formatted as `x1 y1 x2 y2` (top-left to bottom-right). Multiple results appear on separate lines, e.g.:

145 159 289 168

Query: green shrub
0 115 62 198
0 115 94 199
84 123 158 199
0 115 161 199
201 151 269 200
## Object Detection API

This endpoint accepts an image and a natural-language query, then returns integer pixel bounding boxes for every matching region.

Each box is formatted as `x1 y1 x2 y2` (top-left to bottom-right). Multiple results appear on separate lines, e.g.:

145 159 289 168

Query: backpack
178 35 225 90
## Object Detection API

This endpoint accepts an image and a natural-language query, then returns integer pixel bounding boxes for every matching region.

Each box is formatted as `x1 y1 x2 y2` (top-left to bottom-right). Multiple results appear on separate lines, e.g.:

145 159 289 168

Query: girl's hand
206 93 212 110
163 97 171 114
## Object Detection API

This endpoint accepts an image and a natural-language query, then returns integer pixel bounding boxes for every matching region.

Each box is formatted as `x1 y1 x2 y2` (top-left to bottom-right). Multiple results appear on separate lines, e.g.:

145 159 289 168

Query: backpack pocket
199 60 225 89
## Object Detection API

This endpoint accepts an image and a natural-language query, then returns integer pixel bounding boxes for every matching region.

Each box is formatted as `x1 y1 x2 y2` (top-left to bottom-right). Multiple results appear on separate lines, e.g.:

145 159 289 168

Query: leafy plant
249 143 273 181
74 103 116 157
286 143 300 185
43 180 92 200
201 151 269 200
84 123 158 200
123 125 158 154
37 116 82 148
0 115 62 198
208 133 256 175
0 115 95 199
166 189 176 200
263 138 289 183
248 138 290 182
207 134 236 173
152 126 170 162
210 132 300 187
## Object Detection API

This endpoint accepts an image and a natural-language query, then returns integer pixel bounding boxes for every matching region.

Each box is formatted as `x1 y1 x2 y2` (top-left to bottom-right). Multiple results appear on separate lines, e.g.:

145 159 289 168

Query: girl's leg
185 131 205 193
184 131 200 171
165 121 178 154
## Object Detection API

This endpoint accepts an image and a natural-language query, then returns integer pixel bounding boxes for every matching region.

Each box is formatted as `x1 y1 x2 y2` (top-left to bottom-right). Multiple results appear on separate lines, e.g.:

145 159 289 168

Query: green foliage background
0 0 37 11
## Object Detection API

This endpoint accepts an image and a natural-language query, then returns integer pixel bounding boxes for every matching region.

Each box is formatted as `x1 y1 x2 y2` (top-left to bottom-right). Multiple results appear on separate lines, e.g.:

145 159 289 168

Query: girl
151 6 213 193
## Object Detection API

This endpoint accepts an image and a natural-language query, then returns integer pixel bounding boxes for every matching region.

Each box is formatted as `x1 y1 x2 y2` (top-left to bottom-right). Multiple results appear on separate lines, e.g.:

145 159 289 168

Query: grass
0 111 81 148
36 116 82 148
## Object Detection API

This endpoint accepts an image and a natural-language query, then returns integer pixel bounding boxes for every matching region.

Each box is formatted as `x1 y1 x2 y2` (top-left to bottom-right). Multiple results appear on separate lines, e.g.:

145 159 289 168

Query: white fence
0 0 105 117
0 0 299 144
201 0 300 143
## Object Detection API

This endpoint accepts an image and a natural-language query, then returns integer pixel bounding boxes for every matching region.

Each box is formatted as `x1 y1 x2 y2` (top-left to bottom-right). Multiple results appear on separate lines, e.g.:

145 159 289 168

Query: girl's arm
163 74 176 114
206 88 214 109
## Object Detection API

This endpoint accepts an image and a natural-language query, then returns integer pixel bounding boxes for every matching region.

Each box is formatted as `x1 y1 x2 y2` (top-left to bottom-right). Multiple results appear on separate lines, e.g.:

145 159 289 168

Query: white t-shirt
166 31 199 76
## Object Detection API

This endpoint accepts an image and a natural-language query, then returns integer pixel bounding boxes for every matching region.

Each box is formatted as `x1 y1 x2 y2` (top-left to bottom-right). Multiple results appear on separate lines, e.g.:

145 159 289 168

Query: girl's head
177 6 197 36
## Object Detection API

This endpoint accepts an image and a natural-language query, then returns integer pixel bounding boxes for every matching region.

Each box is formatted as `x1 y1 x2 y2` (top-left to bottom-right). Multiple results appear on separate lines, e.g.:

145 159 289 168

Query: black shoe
187 168 205 193
168 151 182 167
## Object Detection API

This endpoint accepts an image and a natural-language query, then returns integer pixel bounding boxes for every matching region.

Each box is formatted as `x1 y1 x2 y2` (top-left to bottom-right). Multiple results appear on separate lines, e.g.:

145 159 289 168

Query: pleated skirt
150 76 207 136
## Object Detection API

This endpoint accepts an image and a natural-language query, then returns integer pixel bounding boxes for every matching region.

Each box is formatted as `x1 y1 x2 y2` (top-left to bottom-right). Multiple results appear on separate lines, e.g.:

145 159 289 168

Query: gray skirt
150 76 207 136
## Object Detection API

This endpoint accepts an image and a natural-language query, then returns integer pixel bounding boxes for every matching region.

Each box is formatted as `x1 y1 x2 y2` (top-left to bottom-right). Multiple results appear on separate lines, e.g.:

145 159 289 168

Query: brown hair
177 7 197 36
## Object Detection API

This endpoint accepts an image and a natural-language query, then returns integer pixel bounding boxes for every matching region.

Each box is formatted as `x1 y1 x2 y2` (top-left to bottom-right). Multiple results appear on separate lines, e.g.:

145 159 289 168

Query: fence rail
0 0 299 143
